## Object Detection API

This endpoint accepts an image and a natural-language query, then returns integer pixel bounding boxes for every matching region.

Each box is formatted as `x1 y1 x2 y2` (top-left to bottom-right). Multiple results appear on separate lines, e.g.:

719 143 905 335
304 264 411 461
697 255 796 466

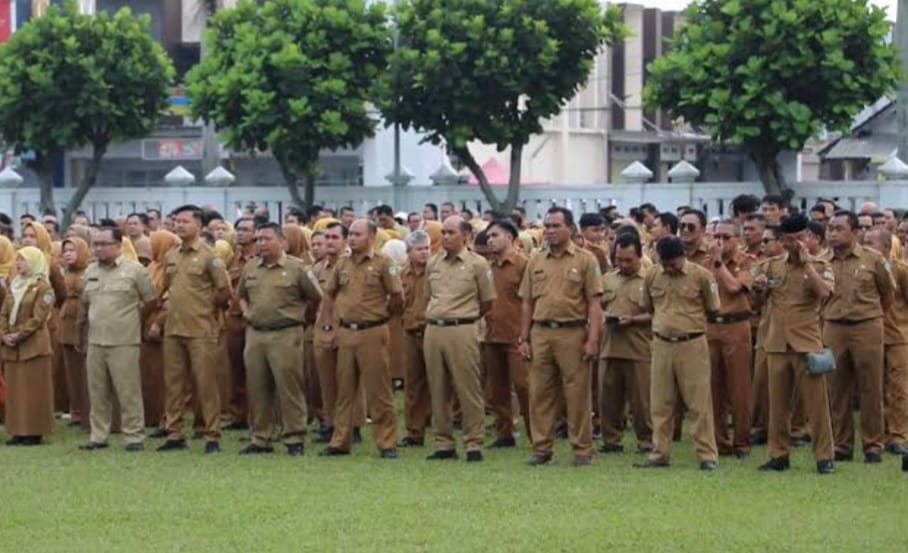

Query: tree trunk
62 143 106 229
303 169 316 209
453 146 503 212
275 153 305 208
29 152 57 215
750 149 789 199
504 143 524 213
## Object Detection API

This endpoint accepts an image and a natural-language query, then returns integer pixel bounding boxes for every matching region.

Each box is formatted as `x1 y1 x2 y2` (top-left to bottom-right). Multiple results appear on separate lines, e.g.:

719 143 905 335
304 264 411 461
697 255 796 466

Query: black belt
828 317 877 326
339 319 388 330
427 317 479 327
249 321 303 332
654 332 704 343
708 312 752 324
533 319 587 329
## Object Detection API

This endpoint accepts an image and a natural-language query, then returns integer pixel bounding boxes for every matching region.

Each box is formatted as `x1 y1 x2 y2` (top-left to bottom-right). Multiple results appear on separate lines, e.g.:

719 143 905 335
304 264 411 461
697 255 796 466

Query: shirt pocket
530 271 548 298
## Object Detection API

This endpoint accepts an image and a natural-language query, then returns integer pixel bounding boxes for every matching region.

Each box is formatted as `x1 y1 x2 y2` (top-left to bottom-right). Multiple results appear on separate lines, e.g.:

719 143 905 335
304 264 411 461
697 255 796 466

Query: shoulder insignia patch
389 265 400 277
710 282 719 295
884 261 892 273
486 269 494 283
822 269 834 280
211 258 225 269
43 292 54 305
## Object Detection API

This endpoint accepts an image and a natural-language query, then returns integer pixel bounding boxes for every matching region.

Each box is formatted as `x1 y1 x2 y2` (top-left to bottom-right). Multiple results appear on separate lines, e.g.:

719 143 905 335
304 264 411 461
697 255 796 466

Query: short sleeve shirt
425 249 496 320
484 250 527 343
641 260 720 336
84 257 157 346
325 250 402 322
600 268 650 360
163 241 229 338
825 244 894 321
518 242 603 321
762 255 835 353
238 254 322 329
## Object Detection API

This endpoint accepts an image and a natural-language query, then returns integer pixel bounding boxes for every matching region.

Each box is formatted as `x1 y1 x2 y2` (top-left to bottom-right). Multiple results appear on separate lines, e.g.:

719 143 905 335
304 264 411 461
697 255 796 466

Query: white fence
0 179 904 223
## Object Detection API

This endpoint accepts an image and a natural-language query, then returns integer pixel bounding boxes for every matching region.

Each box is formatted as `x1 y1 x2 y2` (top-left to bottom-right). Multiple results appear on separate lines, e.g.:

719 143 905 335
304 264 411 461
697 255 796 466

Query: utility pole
200 0 222 180
897 0 908 160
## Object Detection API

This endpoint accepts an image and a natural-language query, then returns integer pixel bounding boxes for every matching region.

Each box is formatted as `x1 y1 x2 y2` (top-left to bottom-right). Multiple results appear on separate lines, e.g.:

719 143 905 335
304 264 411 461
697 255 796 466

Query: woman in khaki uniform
0 235 16 422
285 223 321 424
143 230 180 431
1 246 55 445
213 240 235 425
59 237 91 430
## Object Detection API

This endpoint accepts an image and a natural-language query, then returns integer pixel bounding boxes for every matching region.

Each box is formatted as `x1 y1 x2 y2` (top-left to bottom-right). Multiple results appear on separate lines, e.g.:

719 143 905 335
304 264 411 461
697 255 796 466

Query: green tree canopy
380 0 625 212
187 0 391 208
0 0 174 219
645 0 899 196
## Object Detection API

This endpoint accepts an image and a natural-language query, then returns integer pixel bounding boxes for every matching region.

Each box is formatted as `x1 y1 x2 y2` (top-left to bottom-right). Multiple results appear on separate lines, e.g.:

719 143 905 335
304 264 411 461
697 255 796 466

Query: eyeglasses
92 241 116 247
680 223 698 232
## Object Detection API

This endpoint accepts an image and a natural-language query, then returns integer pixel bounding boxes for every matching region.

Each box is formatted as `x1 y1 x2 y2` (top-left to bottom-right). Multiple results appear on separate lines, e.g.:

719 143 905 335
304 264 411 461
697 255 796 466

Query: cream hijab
10 246 49 326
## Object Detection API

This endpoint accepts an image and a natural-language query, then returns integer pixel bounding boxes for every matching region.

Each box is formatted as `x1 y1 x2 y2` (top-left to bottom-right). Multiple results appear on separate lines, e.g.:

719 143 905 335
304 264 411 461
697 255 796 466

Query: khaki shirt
884 259 908 345
313 256 339 341
227 246 256 316
714 251 753 315
325 250 401 322
581 240 610 274
238 254 322 329
760 254 834 353
485 250 527 343
600 267 650 360
641 260 720 336
83 257 157 346
824 243 894 321
519 241 603 320
685 241 712 268
163 241 229 338
401 263 429 331
425 249 496 320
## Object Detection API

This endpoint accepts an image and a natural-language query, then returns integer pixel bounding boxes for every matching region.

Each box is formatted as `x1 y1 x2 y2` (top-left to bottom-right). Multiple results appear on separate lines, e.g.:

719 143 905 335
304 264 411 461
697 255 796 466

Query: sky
635 0 899 20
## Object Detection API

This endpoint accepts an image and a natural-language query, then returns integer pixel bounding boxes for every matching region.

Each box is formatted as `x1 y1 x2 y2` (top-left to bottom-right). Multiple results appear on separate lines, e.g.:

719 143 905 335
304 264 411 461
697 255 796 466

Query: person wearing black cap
754 213 836 474
634 235 721 471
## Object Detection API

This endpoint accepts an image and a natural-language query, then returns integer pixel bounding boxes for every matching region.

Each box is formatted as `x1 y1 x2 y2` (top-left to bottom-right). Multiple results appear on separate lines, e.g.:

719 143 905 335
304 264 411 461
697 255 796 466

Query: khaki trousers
599 357 651 448
87 344 144 444
226 315 249 423
316 342 366 429
163 336 221 442
302 327 322 423
62 344 89 430
767 352 834 461
884 343 908 446
484 341 530 441
404 330 431 440
650 335 718 463
751 345 768 439
330 325 397 451
244 326 307 446
708 321 753 452
529 326 592 457
824 318 885 455
424 323 485 451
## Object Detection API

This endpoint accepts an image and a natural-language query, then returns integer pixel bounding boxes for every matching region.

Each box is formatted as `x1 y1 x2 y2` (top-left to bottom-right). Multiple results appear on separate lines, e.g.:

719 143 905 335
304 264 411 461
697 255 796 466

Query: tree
0 1 174 220
379 0 625 212
644 0 899 197
187 0 391 208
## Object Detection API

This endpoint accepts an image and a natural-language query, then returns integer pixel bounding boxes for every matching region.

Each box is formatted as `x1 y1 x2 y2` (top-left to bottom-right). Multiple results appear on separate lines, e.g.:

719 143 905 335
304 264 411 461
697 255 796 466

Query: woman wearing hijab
381 239 409 386
0 247 55 445
283 224 312 265
142 230 180 432
0 235 16 421
284 223 320 424
58 237 91 430
213 239 235 424
423 220 443 255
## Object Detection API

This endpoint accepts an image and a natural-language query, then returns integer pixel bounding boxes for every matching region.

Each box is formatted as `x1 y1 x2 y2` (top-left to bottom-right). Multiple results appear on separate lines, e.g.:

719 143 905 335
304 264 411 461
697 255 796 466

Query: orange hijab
423 221 442 254
149 230 180 295
283 224 312 263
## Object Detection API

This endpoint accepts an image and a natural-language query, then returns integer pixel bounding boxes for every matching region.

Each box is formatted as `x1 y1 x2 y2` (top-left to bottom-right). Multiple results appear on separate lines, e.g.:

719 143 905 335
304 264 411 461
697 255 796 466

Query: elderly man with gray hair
398 230 433 446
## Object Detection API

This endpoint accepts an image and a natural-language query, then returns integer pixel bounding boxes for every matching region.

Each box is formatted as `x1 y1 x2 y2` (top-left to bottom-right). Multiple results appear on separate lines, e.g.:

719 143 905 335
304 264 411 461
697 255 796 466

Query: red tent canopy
465 158 543 186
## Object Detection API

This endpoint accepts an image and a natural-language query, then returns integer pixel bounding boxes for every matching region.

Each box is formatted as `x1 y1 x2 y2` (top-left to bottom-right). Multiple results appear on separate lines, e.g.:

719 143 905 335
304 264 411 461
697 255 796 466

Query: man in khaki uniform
825 210 894 463
399 230 432 447
862 228 908 455
484 219 530 448
750 225 784 445
755 213 835 474
158 205 231 454
319 219 403 458
518 207 603 466
237 223 322 456
78 227 157 451
706 219 754 457
636 236 721 471
679 209 712 268
225 217 256 428
599 233 652 453
423 216 496 462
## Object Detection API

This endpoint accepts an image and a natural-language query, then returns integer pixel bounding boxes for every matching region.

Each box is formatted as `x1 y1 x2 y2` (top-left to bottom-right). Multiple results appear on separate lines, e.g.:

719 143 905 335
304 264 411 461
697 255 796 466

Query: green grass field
1 413 905 553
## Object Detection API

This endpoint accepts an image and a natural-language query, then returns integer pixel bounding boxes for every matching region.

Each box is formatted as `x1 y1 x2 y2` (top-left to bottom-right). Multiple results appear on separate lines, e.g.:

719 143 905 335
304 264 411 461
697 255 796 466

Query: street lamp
205 166 236 187
0 166 24 188
164 165 196 187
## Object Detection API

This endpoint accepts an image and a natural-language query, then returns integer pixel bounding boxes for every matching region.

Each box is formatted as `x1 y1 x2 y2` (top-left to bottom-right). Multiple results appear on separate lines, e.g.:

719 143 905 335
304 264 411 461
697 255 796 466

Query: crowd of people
0 194 906 474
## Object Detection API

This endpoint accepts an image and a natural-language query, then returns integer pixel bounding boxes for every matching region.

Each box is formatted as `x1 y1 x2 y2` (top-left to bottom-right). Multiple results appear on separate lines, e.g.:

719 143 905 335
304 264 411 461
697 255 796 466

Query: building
818 97 896 181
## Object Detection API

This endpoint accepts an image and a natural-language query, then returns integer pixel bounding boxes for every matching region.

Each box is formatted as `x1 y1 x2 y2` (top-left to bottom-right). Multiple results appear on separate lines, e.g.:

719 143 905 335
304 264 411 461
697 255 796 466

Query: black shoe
573 455 592 466
156 439 188 452
426 449 457 461
758 457 790 472
224 421 249 431
864 451 883 464
125 443 144 452
734 449 751 460
489 437 516 448
633 458 670 469
749 434 768 446
286 444 304 456
637 443 654 454
598 443 624 454
148 428 168 439
314 427 334 444
902 454 908 472
20 436 43 446
239 443 274 455
554 422 568 440
318 447 351 457
817 459 836 474
699 460 718 472
352 427 363 443
791 437 809 448
834 451 854 462
204 441 221 454
466 451 483 463
78 442 109 451
5 436 24 446
885 443 908 455
398 436 424 447
527 454 553 466
380 448 399 459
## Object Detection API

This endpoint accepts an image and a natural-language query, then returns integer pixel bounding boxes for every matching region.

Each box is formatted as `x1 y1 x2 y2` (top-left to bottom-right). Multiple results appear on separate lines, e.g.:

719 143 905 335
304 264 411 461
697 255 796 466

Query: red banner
0 2 11 44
